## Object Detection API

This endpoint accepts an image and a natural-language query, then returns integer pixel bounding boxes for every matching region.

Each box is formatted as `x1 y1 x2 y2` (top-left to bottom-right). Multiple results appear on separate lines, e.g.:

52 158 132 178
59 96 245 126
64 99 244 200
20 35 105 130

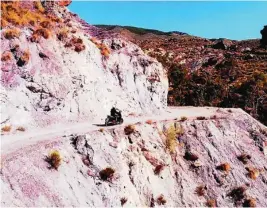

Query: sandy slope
1 107 228 155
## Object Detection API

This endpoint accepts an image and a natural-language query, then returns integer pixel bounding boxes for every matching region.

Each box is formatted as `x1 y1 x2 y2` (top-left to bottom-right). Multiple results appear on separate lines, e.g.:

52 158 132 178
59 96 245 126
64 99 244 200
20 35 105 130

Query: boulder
212 39 233 50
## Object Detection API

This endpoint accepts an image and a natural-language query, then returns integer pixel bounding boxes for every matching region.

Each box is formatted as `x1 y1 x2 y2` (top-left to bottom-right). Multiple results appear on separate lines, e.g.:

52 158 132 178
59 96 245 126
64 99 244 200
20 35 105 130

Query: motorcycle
105 115 124 126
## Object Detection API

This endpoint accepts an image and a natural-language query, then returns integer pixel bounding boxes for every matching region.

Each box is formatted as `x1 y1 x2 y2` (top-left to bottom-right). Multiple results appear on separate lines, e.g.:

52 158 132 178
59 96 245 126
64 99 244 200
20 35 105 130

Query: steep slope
0 1 168 130
96 25 267 125
1 108 267 207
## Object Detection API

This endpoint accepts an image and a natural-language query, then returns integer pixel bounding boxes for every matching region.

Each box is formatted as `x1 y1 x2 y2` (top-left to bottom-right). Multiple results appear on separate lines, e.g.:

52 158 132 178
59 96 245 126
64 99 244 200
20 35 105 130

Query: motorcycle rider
110 107 122 121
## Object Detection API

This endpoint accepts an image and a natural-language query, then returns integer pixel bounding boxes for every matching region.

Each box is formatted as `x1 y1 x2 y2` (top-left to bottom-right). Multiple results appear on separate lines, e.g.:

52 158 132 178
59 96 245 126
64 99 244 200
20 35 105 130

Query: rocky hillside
96 25 267 125
1 108 267 207
0 1 168 130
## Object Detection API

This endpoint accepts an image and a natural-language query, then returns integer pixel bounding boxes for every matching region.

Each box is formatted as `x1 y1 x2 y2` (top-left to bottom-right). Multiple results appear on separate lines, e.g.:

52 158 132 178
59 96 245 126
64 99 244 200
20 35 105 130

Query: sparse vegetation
180 116 188 121
237 153 251 164
120 197 128 206
46 150 62 170
166 125 177 153
1 51 12 62
243 198 256 207
154 164 164 175
228 186 247 201
195 185 206 196
99 167 115 181
216 163 231 172
206 199 217 207
4 28 20 39
196 116 206 120
124 125 135 135
156 194 167 205
1 125 11 132
246 167 260 180
16 126 26 132
33 1 45 13
17 50 30 66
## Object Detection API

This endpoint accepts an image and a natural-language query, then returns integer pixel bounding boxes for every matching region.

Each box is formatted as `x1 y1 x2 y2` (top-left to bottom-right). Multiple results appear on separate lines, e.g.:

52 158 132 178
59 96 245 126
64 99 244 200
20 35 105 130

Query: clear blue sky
69 1 266 40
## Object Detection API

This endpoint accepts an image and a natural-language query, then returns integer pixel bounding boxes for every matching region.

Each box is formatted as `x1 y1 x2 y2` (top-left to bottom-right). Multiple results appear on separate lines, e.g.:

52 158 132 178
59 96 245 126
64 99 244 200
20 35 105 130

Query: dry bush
99 167 115 181
1 19 8 28
243 198 256 207
74 44 86 52
101 47 110 58
16 126 25 132
1 125 11 132
154 164 164 175
228 186 247 201
124 125 135 135
99 128 104 133
17 50 30 67
237 153 251 164
1 51 12 62
166 125 177 153
157 195 167 205
57 27 68 41
246 167 260 180
196 116 206 120
195 185 206 196
34 28 50 39
206 199 217 207
4 28 20 39
216 163 231 172
180 116 188 122
146 120 153 125
184 151 199 161
33 1 45 13
40 20 53 29
210 115 217 119
46 150 62 170
120 197 128 206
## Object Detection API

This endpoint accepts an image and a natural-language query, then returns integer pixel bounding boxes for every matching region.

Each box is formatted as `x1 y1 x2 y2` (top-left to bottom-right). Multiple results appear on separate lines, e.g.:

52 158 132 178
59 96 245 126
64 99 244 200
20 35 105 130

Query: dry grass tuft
228 186 247 201
166 125 177 153
216 163 231 172
246 167 260 180
46 150 62 170
120 197 128 206
99 167 115 181
124 125 135 135
180 116 188 121
206 199 217 207
57 27 69 41
237 153 251 164
1 125 11 132
16 126 26 132
195 185 206 196
33 1 45 13
1 51 12 62
243 198 256 207
196 116 206 120
156 194 167 205
4 28 20 39
17 50 30 67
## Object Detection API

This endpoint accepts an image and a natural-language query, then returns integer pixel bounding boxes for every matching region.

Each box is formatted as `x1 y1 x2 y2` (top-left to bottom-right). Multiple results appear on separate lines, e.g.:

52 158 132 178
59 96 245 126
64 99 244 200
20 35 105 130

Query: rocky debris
261 25 267 48
1 109 267 207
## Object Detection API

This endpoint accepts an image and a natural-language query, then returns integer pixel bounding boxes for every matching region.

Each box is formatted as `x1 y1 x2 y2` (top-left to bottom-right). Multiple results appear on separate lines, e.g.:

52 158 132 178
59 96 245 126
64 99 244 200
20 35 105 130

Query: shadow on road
93 124 106 127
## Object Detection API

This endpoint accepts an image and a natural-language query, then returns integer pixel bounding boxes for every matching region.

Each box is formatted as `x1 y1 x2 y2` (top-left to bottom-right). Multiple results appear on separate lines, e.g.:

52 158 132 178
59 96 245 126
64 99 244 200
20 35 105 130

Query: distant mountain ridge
95 24 188 36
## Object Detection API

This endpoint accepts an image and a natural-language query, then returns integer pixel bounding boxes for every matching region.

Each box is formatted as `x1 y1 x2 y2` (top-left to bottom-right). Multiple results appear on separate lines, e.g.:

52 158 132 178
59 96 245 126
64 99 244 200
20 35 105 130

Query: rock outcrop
0 1 168 129
261 25 267 47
